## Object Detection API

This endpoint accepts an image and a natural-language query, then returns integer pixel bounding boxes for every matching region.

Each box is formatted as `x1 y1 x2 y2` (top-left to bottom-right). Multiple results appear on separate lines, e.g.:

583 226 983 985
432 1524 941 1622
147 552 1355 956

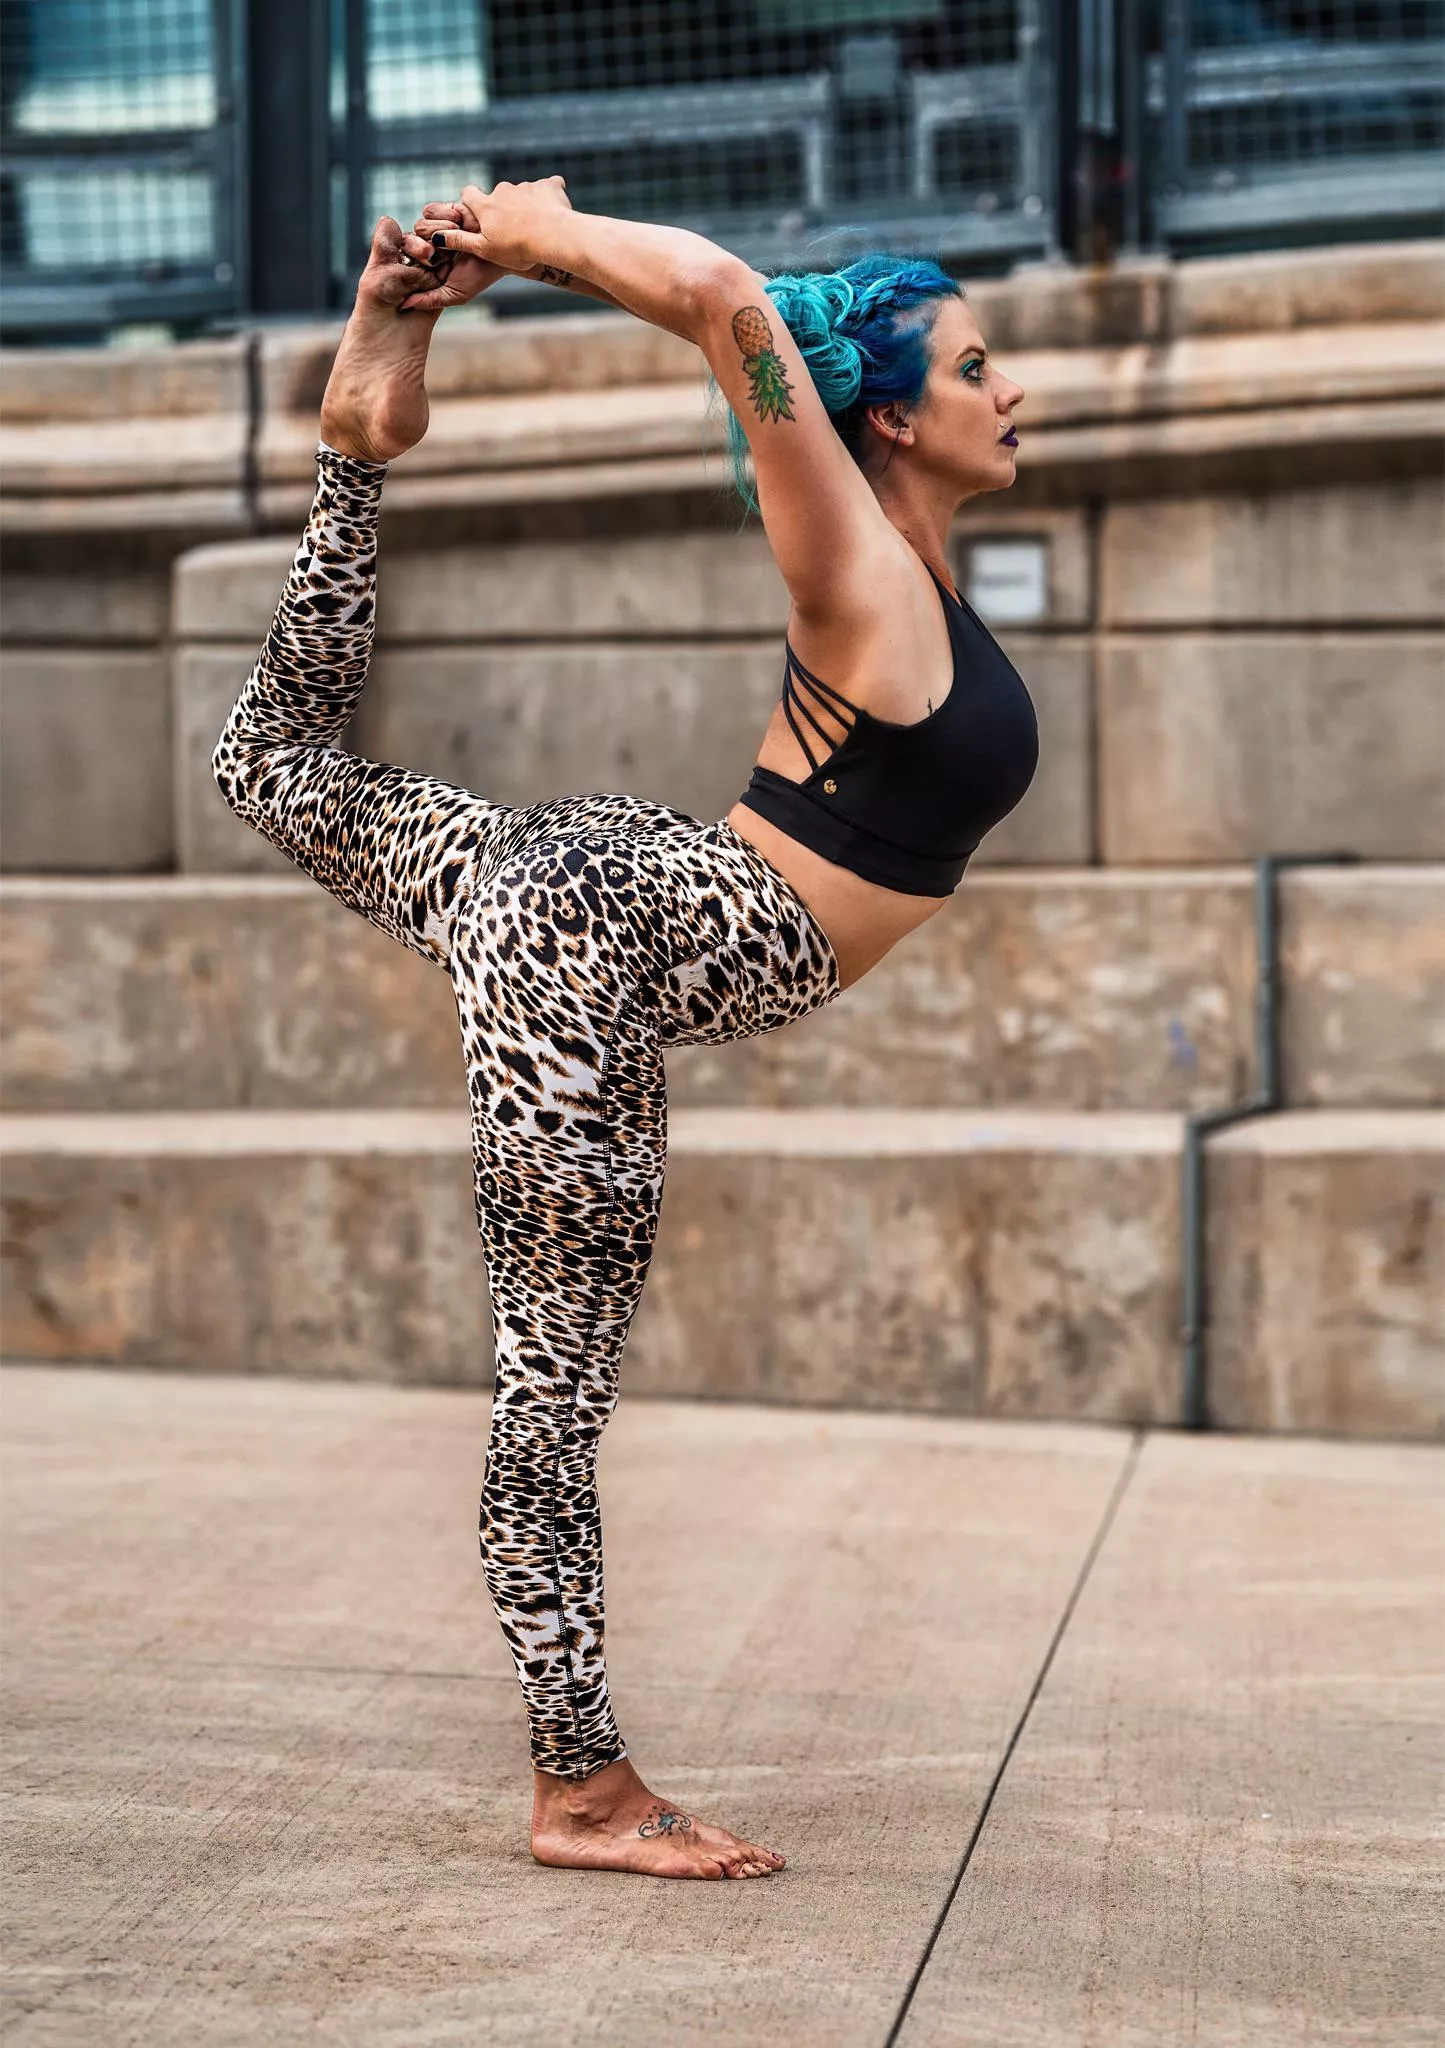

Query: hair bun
764 271 866 412
844 273 917 327
716 250 961 515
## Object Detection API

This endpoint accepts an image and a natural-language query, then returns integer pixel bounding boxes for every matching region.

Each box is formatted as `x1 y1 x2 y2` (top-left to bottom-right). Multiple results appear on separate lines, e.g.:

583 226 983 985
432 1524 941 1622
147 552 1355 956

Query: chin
967 465 1017 497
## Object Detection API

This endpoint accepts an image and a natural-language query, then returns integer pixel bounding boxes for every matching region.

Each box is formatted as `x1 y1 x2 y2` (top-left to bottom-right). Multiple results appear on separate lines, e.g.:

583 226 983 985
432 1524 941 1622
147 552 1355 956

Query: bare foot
319 216 448 464
530 1755 786 1881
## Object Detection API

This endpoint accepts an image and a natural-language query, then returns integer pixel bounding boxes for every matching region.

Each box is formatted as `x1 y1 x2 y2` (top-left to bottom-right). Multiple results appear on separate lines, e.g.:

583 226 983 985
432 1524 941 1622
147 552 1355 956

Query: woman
213 183 1035 1882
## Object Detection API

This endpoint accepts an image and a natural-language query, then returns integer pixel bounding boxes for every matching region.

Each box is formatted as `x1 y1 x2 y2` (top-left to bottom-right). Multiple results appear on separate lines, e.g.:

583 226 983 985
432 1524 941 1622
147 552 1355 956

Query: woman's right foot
319 217 443 464
530 1755 786 1880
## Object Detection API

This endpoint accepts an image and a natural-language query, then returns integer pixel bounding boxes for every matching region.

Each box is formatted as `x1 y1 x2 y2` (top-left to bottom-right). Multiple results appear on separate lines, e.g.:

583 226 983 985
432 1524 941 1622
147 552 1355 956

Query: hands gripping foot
319 215 485 465
530 1756 787 1881
319 183 576 463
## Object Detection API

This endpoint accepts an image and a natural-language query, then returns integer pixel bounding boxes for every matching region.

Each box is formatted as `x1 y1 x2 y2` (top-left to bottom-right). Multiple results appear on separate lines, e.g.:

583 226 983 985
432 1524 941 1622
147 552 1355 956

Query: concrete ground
2 1369 1440 2048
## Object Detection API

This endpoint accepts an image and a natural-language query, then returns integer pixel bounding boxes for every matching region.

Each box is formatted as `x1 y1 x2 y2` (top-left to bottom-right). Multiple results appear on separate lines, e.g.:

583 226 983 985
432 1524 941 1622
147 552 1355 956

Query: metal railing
1151 0 1445 251
334 0 1059 300
0 0 243 338
1 1 1441 344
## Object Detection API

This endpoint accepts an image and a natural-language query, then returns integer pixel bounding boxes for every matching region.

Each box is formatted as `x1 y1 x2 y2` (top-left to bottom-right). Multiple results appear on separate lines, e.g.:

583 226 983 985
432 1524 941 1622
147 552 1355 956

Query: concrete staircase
3 862 1440 1437
2 244 1442 1438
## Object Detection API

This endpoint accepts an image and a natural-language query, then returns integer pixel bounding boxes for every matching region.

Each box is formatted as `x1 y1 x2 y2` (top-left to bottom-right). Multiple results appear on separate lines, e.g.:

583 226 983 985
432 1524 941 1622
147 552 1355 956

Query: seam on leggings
544 983 638 1776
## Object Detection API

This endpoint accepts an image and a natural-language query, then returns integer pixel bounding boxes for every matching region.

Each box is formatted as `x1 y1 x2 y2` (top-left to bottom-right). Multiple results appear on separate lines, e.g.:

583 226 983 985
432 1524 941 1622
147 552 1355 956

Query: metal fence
1151 0 1445 248
0 0 242 336
1 0 1441 342
339 0 1058 299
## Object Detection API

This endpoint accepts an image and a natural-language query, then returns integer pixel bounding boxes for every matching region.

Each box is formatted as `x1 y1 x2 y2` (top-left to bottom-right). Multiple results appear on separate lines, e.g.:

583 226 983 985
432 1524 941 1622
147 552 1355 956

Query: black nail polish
430 231 446 250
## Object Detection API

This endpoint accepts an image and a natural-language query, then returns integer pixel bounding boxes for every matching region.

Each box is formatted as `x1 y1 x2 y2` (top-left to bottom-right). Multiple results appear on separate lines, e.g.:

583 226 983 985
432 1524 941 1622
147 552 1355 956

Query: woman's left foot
319 216 442 464
530 1755 786 1881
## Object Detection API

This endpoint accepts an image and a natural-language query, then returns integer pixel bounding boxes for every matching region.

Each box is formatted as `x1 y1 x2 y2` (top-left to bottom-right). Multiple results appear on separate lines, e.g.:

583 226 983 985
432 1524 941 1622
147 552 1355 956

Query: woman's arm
424 182 899 620
404 184 721 339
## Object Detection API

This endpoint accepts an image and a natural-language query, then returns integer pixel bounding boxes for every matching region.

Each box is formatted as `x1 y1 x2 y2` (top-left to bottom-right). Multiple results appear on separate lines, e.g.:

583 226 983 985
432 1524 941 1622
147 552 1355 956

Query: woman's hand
409 178 573 284
395 201 507 313
402 182 628 314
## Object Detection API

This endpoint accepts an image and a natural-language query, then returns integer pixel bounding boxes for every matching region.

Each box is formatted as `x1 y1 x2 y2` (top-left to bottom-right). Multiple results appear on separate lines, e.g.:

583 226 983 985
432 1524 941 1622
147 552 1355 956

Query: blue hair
717 252 963 515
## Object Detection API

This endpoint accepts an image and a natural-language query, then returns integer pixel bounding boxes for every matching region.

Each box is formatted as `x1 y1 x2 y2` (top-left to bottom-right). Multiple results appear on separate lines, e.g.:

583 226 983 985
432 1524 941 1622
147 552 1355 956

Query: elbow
695 255 763 309
685 256 765 343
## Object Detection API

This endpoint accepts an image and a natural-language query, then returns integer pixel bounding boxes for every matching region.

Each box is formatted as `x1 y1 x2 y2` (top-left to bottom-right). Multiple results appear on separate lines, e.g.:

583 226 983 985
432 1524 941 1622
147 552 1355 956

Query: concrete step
2 868 1440 1115
2 1108 1439 1438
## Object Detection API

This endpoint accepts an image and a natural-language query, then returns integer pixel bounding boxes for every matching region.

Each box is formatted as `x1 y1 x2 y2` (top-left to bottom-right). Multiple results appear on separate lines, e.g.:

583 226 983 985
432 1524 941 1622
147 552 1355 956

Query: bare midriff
724 799 948 992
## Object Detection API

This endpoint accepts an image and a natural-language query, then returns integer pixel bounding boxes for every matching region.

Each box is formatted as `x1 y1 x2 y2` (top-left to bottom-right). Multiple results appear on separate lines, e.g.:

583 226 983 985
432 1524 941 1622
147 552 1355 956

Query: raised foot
531 1758 786 1881
319 216 442 465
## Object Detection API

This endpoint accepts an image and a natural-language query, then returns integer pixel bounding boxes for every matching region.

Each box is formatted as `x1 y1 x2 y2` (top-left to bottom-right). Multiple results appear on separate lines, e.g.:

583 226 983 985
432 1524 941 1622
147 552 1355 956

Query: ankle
532 1756 640 1829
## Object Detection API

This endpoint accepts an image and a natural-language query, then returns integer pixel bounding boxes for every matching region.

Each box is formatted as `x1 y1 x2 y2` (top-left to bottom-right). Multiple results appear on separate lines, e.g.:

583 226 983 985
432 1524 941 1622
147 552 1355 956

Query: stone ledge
4 867 1439 1115
0 335 248 424
0 1106 1183 1418
1206 1112 1445 1439
7 318 1440 530
3 241 1437 428
2 1107 1438 1434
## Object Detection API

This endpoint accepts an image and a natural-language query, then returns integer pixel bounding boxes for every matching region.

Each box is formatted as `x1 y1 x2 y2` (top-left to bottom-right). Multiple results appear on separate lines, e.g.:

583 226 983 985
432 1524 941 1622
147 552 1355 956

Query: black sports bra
734 564 1040 897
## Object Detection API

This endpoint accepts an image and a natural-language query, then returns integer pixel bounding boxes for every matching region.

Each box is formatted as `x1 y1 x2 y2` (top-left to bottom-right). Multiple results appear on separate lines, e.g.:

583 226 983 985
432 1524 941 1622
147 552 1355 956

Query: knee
211 728 242 811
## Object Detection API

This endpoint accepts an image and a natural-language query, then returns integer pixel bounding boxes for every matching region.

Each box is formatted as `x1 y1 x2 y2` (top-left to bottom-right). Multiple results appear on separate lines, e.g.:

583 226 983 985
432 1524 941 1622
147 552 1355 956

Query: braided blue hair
717 253 963 515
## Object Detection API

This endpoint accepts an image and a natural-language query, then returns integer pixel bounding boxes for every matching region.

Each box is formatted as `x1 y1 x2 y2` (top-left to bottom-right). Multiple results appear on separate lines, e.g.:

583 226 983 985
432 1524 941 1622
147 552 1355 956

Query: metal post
1075 0 1125 266
1016 0 1054 254
1055 0 1082 259
1161 0 1191 199
1117 0 1145 252
343 0 369 285
243 0 332 316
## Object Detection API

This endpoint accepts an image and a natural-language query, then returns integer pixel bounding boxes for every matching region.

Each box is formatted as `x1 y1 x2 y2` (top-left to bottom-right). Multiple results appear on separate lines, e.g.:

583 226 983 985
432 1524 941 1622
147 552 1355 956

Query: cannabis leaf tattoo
733 305 796 424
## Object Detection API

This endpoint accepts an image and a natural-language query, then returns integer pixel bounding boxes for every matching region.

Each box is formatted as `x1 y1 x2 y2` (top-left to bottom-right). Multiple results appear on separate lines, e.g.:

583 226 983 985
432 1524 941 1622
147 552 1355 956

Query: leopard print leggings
213 444 843 1778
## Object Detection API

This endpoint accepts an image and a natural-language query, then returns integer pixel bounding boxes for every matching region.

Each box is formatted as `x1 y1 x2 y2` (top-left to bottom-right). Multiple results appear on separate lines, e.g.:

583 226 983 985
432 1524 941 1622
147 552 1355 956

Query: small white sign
964 538 1050 624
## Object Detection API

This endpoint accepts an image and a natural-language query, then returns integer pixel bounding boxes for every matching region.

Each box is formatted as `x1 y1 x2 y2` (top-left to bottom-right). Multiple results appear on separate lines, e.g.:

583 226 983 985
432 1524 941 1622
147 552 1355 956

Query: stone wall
2 239 1442 1436
2 238 1441 874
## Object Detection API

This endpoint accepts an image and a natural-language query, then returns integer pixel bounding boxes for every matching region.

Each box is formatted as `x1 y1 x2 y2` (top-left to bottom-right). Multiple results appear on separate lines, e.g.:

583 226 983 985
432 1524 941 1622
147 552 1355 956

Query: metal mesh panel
0 0 236 335
4 4 1442 341
333 0 1058 294
1153 0 1445 246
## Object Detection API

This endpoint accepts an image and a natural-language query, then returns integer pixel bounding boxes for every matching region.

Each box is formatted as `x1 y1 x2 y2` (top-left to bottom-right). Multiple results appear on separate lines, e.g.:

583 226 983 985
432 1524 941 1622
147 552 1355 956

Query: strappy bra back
780 640 858 775
734 563 1040 898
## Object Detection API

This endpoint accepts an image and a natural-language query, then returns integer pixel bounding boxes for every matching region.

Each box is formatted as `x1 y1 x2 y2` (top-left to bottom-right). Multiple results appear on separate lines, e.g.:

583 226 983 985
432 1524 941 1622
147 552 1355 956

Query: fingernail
430 232 446 250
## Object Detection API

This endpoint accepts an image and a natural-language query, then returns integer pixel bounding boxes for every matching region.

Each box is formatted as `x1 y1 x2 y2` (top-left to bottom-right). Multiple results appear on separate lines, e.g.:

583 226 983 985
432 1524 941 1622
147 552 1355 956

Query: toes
371 215 404 260
401 230 450 272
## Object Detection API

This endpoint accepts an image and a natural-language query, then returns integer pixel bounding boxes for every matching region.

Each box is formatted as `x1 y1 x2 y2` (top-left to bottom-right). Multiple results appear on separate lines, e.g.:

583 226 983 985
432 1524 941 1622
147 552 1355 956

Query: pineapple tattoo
733 304 796 424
